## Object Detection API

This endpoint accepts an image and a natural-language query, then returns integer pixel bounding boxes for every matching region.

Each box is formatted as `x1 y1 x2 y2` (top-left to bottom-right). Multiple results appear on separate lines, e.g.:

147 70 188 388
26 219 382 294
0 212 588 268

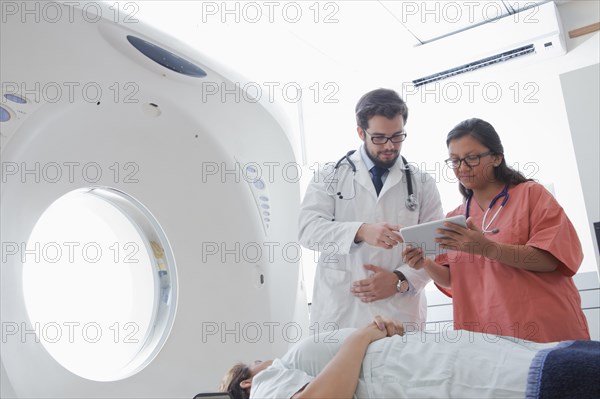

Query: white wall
560 63 600 272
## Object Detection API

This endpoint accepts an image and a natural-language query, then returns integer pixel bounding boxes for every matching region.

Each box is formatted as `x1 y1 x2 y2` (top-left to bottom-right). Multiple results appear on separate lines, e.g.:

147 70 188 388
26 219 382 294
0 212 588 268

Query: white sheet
251 328 557 398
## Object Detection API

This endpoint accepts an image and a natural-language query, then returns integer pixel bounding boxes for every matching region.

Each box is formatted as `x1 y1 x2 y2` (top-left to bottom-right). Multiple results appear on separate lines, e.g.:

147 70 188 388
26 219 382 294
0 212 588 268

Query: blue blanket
526 340 600 399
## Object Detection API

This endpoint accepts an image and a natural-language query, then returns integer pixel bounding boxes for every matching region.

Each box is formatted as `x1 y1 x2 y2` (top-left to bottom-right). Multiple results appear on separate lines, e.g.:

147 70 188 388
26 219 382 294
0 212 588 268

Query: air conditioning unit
409 2 566 87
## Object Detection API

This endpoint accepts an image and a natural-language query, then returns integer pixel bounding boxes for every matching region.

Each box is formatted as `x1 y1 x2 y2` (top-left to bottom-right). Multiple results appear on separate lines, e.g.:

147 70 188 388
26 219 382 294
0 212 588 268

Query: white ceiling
381 0 552 43
131 1 573 86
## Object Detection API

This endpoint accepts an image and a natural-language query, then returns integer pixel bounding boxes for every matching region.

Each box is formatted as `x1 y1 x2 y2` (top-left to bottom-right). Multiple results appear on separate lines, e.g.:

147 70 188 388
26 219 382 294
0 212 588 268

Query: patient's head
219 360 273 399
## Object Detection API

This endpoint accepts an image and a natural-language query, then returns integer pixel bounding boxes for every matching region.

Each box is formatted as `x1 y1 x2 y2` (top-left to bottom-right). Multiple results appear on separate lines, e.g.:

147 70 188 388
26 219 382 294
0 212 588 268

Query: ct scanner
1 1 308 397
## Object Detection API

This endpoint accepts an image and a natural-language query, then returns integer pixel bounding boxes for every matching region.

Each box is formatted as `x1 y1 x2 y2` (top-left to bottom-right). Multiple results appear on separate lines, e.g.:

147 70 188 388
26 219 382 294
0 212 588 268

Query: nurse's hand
435 217 491 255
403 245 429 270
351 265 398 302
354 223 403 249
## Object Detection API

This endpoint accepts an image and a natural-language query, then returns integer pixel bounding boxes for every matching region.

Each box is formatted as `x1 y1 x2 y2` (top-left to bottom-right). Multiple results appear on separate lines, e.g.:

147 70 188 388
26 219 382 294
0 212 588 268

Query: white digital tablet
399 215 467 256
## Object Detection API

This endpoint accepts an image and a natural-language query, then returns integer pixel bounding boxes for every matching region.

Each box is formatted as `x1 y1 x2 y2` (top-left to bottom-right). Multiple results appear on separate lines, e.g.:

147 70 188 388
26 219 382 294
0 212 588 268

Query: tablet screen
399 215 467 256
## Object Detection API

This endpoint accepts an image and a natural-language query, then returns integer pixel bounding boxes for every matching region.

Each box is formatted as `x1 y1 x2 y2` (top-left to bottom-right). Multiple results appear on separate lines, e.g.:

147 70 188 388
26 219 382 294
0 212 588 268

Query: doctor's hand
435 217 491 256
351 265 398 302
354 223 403 249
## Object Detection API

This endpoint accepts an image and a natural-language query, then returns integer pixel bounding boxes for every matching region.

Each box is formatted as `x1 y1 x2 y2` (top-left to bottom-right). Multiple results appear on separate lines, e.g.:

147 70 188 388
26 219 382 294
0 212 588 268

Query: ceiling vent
410 2 566 87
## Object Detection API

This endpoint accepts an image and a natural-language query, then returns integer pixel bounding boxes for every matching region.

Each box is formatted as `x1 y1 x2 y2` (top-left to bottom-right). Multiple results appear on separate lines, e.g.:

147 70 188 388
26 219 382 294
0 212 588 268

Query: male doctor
298 88 444 331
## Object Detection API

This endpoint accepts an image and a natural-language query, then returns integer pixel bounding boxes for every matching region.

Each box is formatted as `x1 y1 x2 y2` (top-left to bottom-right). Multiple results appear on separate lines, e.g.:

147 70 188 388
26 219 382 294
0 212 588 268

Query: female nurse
403 118 590 343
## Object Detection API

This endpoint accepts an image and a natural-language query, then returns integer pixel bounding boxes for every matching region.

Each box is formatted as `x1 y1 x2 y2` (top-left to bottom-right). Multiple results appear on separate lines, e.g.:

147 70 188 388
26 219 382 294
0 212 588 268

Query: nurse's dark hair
446 118 533 200
355 88 408 129
219 363 251 399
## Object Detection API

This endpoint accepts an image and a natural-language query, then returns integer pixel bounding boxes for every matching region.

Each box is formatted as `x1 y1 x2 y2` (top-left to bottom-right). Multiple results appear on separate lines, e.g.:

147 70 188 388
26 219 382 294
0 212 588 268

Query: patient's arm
292 317 403 399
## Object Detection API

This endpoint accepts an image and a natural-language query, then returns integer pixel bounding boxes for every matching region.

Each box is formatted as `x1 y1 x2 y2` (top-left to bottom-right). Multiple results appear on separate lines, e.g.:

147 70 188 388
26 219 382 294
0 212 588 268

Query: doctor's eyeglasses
364 129 407 145
444 151 494 169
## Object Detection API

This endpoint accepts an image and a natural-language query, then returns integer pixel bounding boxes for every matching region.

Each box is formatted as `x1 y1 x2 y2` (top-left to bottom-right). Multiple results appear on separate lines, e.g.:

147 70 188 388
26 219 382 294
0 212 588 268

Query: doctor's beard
366 148 400 169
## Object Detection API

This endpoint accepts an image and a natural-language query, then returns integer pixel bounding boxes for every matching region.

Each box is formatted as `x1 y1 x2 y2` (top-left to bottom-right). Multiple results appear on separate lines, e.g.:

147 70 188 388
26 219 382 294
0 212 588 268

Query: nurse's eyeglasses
445 151 494 169
364 129 407 145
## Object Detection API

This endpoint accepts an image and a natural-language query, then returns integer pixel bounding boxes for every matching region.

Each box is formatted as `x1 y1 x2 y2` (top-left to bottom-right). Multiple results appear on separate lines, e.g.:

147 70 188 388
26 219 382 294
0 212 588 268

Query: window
22 188 177 381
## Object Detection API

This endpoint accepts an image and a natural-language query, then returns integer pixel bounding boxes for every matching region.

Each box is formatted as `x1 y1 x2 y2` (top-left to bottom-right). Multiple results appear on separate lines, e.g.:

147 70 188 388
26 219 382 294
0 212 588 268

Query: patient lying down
219 316 599 399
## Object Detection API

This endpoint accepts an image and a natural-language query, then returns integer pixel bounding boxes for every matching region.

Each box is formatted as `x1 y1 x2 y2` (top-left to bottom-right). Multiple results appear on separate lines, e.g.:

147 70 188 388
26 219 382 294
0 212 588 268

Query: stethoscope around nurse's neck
465 183 510 234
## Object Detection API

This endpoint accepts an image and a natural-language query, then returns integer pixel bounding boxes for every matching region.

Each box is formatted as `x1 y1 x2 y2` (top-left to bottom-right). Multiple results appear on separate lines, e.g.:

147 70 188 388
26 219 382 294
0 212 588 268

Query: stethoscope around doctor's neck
327 150 418 211
465 183 510 234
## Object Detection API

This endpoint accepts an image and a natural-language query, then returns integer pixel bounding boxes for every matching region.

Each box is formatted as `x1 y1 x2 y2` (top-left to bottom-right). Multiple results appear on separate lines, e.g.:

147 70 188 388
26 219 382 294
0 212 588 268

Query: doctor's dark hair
446 118 533 200
219 363 251 399
355 88 409 129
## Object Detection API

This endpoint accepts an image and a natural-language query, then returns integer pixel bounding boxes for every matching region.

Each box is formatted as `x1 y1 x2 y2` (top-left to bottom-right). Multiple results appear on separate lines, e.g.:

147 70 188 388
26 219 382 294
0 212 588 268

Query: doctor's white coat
299 149 444 331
